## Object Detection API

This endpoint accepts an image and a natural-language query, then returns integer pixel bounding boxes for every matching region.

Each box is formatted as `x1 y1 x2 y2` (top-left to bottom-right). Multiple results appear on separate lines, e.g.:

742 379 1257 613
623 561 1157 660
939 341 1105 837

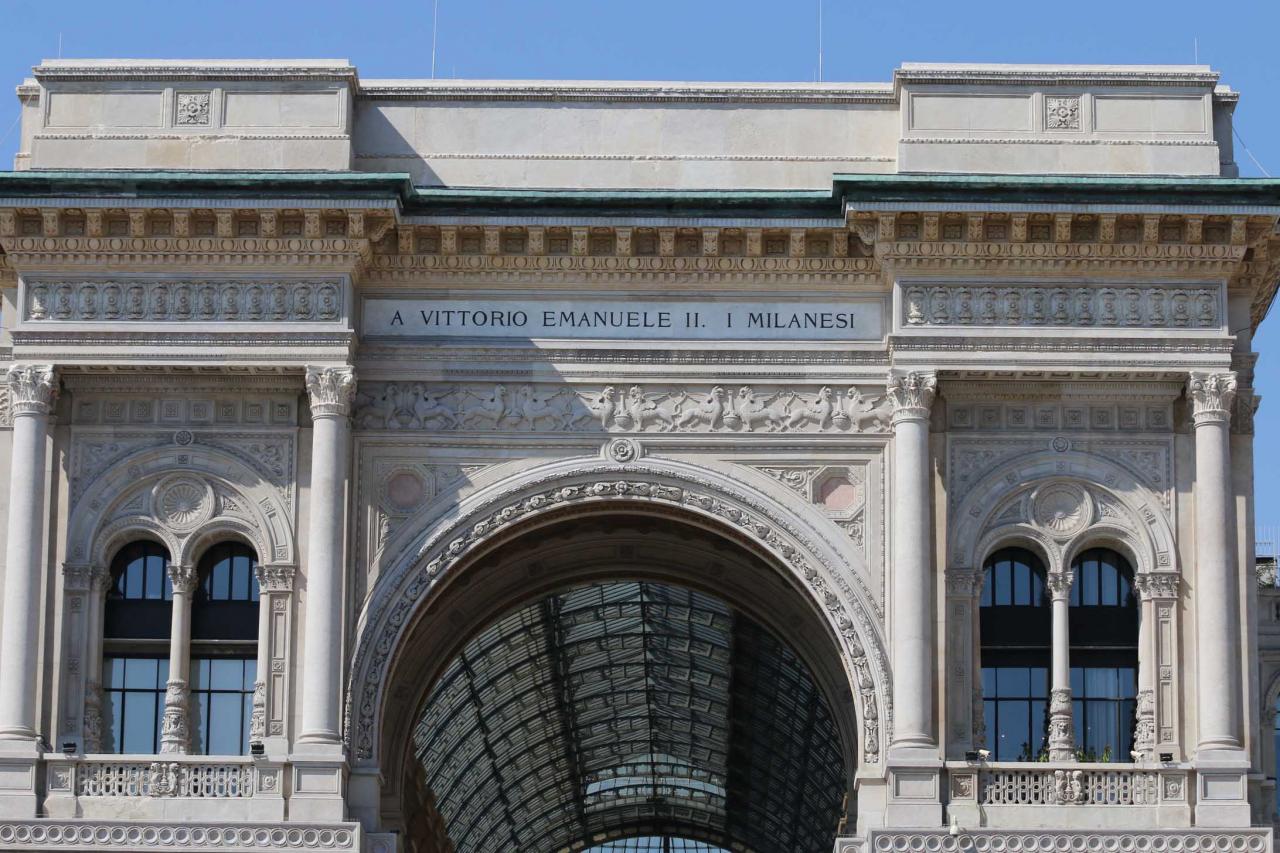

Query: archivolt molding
68 440 296 570
346 454 891 770
951 450 1177 577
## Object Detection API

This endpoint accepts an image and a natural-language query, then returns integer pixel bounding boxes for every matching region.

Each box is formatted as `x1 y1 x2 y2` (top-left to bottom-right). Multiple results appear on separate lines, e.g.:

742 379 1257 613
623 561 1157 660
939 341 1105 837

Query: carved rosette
153 476 215 533
1187 371 1237 426
886 370 937 425
1047 687 1076 761
159 682 191 754
5 364 58 417
1031 483 1091 539
305 365 357 418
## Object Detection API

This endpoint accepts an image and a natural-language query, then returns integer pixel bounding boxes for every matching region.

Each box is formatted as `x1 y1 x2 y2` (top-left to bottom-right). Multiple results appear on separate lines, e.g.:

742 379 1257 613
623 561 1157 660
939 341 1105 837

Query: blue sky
1 0 1278 536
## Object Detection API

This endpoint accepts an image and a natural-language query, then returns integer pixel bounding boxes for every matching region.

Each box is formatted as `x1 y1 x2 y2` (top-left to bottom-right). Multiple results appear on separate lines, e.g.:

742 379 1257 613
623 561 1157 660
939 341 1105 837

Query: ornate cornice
5 364 57 416
1187 370 1237 426
886 370 937 424
306 366 357 417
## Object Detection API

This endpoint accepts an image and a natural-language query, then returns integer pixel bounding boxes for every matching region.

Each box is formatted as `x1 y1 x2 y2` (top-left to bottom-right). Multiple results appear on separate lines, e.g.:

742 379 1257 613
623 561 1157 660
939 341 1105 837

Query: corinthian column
160 564 196 753
887 369 938 751
1188 371 1241 755
298 366 355 749
1046 569 1075 761
0 365 57 744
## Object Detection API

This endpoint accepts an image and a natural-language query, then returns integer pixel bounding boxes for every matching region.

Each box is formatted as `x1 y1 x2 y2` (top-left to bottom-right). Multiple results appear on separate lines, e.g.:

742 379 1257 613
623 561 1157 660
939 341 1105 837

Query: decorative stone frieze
23 278 344 323
353 382 894 434
0 820 358 850
853 831 1271 853
900 282 1221 329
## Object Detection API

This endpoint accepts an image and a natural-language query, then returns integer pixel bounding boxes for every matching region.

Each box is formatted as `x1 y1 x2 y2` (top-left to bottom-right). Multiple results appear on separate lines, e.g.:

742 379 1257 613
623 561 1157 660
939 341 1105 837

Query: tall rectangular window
1070 666 1136 762
981 665 1048 761
103 656 169 754
191 657 256 755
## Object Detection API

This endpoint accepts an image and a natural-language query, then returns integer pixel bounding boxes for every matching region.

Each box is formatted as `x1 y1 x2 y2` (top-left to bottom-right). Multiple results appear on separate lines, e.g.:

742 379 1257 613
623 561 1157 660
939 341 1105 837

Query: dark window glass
191 657 257 756
193 543 260 642
110 541 173 602
980 548 1051 762
982 666 1049 761
1069 548 1139 761
102 656 169 754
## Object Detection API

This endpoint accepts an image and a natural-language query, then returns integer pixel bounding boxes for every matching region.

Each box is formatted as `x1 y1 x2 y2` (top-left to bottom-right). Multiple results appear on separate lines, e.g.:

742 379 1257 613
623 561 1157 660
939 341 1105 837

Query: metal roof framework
411 581 847 853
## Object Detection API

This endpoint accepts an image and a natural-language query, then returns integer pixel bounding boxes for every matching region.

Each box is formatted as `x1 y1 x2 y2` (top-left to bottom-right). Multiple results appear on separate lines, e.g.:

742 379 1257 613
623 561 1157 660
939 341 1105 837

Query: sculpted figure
786 386 837 431
461 384 510 429
736 387 789 433
512 385 571 431
841 388 892 432
353 386 395 429
581 386 619 430
675 386 728 431
620 386 678 432
410 384 458 430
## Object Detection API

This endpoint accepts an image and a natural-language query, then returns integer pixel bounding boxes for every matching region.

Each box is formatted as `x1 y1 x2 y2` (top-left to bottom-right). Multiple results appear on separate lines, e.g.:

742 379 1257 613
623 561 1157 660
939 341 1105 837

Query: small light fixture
964 750 980 763
977 749 990 761
249 741 265 757
1159 752 1174 763
60 742 76 756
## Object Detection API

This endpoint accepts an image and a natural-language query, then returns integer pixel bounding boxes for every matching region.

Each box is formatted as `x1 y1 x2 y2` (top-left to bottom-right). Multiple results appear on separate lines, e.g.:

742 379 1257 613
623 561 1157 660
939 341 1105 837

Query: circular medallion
385 471 427 512
153 476 214 532
1032 483 1090 538
173 430 194 446
1050 436 1069 453
605 438 641 464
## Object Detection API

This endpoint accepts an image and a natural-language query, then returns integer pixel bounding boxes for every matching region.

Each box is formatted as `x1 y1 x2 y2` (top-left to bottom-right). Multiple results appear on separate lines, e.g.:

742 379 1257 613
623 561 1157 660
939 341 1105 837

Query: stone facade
0 59 1276 853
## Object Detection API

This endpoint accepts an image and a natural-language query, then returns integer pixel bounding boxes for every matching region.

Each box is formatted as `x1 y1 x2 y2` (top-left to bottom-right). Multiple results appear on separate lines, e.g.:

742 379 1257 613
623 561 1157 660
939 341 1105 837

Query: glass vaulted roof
412 581 847 853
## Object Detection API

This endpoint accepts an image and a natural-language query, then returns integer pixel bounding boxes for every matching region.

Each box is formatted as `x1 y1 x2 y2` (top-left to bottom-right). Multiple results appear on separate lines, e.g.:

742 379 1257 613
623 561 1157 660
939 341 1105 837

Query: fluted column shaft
1047 570 1075 760
0 366 57 742
160 565 196 753
1188 371 1241 753
298 366 355 747
887 369 938 750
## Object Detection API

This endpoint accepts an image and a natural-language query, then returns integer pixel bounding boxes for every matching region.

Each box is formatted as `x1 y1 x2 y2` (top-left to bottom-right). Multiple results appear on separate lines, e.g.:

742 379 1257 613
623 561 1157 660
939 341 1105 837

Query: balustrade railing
65 757 255 798
978 765 1159 806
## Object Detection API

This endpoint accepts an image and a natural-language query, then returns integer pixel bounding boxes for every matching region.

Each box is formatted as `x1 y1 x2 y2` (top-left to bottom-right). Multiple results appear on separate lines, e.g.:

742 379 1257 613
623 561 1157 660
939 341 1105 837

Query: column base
0 739 41 819
884 749 943 827
1194 749 1251 828
289 753 349 822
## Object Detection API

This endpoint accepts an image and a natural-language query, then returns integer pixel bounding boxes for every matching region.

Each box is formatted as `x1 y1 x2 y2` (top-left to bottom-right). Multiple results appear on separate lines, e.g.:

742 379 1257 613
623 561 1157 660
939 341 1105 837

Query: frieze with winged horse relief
353 383 894 433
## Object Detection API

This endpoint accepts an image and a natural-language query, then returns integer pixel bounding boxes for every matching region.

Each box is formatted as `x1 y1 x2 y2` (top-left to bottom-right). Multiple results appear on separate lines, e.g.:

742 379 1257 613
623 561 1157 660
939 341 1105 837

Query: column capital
255 563 296 593
1046 568 1074 601
166 563 198 596
60 563 108 593
1134 571 1181 601
1187 370 1237 426
305 365 356 418
886 369 937 425
5 364 58 417
945 567 982 598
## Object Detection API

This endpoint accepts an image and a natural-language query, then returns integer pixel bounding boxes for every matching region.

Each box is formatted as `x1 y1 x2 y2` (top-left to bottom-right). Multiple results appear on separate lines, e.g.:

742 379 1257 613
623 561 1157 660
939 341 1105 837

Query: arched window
980 547 1051 761
102 540 172 753
190 542 260 755
1069 548 1139 762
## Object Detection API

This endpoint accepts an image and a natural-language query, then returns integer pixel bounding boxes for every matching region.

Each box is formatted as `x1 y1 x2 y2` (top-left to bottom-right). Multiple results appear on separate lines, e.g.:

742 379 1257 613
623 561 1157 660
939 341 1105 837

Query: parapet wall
12 59 1240 187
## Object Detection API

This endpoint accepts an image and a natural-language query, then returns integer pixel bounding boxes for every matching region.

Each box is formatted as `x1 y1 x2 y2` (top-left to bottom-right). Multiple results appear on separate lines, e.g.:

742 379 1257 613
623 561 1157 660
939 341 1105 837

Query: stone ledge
0 820 360 851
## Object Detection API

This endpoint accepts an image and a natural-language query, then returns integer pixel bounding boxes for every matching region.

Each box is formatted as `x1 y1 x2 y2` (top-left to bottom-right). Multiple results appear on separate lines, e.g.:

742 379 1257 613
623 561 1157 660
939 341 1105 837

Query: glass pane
981 569 992 607
1086 668 1119 699
1081 560 1098 605
1030 700 1046 756
208 693 242 755
124 560 142 599
1030 667 1048 697
1101 562 1118 606
233 557 249 600
999 667 1029 697
982 668 996 696
105 657 125 689
996 563 1011 606
1070 667 1083 695
1119 667 1136 698
997 700 1030 761
243 660 257 691
146 555 163 599
123 658 158 690
213 559 230 600
122 692 156 753
1014 562 1029 606
210 659 242 691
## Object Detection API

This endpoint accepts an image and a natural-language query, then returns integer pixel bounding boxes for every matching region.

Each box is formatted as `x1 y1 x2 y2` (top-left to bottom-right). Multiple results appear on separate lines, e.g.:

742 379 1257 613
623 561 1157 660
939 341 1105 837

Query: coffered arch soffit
952 450 1176 576
347 452 891 772
69 443 295 570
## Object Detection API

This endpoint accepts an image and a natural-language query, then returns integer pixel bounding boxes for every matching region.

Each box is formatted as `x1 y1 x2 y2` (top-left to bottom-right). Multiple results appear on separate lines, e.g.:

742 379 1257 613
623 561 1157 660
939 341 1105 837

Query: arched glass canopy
411 580 847 853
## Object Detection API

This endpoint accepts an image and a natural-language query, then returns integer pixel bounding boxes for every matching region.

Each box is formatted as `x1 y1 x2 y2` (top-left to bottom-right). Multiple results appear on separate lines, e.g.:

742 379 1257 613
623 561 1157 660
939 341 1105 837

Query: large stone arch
345 451 891 795
951 449 1177 577
67 442 296 572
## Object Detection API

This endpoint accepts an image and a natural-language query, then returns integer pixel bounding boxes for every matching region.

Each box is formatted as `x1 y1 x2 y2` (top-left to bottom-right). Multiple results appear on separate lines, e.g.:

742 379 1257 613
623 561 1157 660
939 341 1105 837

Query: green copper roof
2 170 1280 215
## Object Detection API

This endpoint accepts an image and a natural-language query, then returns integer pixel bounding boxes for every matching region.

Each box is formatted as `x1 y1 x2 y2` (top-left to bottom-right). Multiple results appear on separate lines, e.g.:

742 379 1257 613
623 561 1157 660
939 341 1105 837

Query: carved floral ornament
346 457 890 768
1187 370 1238 425
305 366 357 417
